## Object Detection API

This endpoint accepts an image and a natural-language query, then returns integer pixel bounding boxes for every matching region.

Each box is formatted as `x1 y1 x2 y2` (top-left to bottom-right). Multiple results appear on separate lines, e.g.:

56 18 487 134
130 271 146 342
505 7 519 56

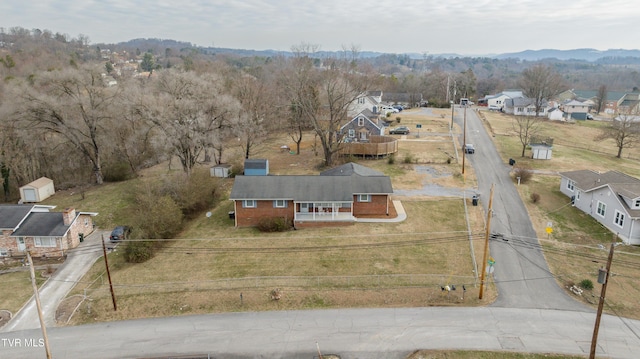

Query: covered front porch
294 201 356 222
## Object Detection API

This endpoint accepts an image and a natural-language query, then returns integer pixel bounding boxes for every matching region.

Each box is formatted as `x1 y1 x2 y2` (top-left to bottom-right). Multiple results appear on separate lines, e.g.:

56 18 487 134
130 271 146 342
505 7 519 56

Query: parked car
393 104 404 112
389 126 410 135
586 113 594 120
488 105 501 111
109 226 131 241
381 105 399 113
464 144 475 154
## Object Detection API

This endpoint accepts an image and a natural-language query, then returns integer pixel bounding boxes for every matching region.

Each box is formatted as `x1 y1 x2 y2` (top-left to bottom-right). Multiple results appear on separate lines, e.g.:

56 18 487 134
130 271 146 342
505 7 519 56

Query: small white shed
531 145 553 160
19 177 55 203
210 164 232 178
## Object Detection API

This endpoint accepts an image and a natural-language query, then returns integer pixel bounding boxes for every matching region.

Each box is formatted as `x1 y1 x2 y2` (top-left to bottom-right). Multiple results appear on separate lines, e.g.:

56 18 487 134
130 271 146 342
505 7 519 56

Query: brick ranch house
229 162 394 228
0 205 98 258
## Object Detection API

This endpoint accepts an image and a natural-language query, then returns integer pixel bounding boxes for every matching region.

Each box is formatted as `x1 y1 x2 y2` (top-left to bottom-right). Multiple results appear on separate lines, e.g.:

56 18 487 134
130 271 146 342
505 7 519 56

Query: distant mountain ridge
494 48 640 62
113 39 640 62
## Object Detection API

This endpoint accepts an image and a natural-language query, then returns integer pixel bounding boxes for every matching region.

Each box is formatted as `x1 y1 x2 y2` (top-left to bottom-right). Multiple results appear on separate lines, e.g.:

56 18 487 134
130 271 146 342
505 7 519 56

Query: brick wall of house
353 195 389 216
294 221 354 229
65 213 95 250
25 239 66 257
0 229 18 256
235 200 295 227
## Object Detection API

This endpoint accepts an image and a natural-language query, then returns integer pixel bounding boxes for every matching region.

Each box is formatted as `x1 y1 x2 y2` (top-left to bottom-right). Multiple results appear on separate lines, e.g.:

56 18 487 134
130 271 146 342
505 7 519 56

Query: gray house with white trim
559 170 640 244
340 110 384 143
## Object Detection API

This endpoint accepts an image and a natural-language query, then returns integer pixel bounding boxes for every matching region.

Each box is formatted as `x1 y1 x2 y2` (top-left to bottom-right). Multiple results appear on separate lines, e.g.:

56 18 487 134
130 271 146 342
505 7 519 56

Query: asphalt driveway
2 229 110 332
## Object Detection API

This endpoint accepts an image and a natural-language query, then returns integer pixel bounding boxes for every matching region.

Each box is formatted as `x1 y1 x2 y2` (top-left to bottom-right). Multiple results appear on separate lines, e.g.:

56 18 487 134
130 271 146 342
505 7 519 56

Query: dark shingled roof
0 204 35 229
11 212 69 237
230 175 392 202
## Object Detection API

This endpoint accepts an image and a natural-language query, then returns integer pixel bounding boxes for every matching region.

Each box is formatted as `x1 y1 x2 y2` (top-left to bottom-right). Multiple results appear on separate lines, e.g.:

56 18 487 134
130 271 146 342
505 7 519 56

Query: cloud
1 0 639 54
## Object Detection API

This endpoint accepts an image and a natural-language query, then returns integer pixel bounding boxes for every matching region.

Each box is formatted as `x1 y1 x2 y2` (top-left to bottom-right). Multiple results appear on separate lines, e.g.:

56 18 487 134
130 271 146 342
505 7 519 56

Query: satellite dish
206 212 212 218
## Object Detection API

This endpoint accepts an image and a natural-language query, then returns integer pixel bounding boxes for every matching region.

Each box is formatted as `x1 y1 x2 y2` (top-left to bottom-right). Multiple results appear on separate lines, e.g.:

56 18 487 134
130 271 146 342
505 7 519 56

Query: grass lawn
53 108 495 325
0 270 47 316
66 198 491 324
407 350 586 359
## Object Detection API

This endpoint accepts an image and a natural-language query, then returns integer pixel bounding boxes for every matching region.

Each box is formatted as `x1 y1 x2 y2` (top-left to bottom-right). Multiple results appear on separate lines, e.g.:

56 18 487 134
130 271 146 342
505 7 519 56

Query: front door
300 203 310 213
359 131 368 141
17 237 26 252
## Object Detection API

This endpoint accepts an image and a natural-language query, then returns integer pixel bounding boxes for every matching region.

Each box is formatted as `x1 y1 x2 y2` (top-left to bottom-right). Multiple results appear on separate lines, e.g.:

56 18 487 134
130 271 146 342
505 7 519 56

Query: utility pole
101 234 117 311
461 104 467 175
589 235 617 359
26 251 52 359
479 184 495 300
450 102 454 131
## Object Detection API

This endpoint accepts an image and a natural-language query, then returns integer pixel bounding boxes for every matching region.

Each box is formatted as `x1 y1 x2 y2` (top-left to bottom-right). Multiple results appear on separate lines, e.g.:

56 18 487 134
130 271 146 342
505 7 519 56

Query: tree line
1 28 639 202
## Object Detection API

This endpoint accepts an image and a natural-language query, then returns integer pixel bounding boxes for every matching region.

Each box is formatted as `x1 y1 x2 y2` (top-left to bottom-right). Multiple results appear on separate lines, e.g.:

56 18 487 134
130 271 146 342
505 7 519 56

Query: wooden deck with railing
338 135 398 158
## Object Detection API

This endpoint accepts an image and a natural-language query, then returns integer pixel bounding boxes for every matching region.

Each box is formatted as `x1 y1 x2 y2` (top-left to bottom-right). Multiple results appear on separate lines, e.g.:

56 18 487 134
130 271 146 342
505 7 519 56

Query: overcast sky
2 0 638 55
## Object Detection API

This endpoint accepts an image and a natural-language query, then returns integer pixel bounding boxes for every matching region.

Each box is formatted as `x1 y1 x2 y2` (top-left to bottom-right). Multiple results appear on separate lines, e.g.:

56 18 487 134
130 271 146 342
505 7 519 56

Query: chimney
62 208 76 226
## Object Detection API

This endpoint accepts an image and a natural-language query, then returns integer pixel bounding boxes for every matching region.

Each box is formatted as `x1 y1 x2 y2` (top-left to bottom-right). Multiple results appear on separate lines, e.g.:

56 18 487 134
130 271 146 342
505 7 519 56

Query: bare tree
283 45 370 166
595 85 607 114
12 65 121 184
519 64 564 116
513 115 544 157
108 78 163 174
139 70 240 174
232 75 270 159
596 110 640 158
455 68 477 100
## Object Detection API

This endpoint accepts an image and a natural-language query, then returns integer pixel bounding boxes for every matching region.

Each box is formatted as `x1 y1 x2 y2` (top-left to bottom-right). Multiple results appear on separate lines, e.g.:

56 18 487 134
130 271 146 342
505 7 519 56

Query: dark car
109 226 131 241
464 144 475 154
389 126 410 135
393 104 404 112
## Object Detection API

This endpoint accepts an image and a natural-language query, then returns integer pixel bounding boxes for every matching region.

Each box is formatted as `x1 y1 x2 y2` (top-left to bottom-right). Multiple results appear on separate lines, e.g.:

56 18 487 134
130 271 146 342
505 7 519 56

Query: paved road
2 230 109 332
2 307 639 359
457 106 586 311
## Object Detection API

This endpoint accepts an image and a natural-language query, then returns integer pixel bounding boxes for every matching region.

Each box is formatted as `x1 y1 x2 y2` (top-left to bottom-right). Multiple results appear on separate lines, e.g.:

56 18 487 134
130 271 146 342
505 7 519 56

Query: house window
84 218 89 226
358 194 371 202
614 210 625 228
274 200 287 208
0 248 7 257
596 201 606 217
348 129 355 138
576 190 580 201
358 117 364 126
634 199 640 208
517 107 524 112
243 200 256 208
34 237 57 248
566 180 575 192
358 97 365 104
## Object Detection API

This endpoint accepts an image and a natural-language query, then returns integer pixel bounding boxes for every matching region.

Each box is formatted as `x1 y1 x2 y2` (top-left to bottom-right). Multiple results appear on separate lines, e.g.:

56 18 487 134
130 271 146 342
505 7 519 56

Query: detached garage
19 177 55 203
